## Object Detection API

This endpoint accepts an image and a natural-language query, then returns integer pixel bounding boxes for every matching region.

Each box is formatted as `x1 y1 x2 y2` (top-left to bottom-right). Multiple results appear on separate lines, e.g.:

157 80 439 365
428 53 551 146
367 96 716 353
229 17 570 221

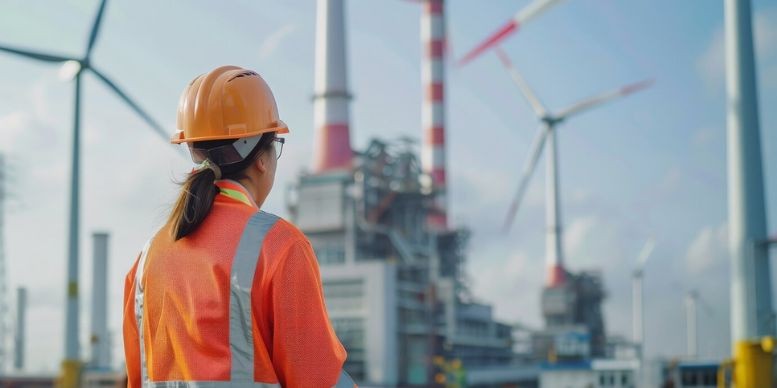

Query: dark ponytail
168 132 276 241
168 168 220 240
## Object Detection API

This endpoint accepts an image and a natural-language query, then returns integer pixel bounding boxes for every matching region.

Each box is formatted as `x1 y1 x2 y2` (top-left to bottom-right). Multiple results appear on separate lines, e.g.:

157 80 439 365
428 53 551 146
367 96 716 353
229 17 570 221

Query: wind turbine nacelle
541 115 562 126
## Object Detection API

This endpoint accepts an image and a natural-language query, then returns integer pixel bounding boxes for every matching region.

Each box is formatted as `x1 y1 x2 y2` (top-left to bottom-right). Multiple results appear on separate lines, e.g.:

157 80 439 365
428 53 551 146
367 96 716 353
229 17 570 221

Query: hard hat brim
171 120 289 144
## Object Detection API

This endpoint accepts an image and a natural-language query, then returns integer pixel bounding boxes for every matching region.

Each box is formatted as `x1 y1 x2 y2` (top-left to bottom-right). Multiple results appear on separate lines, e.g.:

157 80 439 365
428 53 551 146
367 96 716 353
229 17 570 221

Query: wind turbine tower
490 48 650 358
686 290 698 359
0 1 168 384
632 238 654 360
725 0 774 384
13 287 25 372
493 47 651 284
0 154 8 375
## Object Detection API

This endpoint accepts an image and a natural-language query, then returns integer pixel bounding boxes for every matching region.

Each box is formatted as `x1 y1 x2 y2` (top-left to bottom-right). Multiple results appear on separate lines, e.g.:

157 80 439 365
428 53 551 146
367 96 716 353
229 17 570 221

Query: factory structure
284 0 609 385
0 0 610 385
7 0 772 386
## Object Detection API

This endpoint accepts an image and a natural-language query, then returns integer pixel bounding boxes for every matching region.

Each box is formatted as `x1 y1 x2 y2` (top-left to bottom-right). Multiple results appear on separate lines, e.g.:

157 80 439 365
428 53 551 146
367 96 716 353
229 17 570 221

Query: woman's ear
254 153 268 174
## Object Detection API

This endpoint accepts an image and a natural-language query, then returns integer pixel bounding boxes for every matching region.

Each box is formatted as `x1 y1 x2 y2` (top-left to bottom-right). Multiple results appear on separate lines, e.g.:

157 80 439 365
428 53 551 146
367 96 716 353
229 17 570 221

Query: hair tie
195 159 222 180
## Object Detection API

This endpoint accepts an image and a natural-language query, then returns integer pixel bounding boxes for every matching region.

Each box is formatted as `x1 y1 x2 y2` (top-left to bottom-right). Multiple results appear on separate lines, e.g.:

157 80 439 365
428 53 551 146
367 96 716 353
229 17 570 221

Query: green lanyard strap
219 187 253 208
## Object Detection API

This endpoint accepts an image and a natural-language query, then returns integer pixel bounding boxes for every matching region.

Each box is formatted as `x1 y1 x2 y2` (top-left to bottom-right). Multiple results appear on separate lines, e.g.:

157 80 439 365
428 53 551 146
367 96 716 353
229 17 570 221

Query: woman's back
124 180 348 386
123 65 355 387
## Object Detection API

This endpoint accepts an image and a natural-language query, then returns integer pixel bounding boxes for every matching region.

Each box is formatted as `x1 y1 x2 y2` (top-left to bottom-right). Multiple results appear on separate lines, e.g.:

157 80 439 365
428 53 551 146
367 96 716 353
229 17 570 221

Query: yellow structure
57 359 82 388
718 337 774 387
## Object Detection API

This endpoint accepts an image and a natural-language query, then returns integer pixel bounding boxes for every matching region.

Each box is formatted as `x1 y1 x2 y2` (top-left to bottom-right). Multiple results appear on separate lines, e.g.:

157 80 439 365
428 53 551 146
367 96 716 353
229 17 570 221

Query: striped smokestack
421 0 448 229
314 0 353 172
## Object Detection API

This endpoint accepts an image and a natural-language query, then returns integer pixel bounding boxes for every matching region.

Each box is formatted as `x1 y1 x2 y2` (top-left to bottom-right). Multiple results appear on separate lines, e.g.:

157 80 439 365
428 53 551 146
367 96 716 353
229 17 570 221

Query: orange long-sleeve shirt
123 180 347 387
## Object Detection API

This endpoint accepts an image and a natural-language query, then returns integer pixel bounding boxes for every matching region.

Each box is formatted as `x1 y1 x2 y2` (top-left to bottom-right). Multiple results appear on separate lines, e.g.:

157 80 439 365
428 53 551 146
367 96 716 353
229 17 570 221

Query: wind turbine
403 0 567 229
495 47 652 287
458 0 567 65
0 0 168 382
632 238 655 360
686 290 699 359
685 289 715 360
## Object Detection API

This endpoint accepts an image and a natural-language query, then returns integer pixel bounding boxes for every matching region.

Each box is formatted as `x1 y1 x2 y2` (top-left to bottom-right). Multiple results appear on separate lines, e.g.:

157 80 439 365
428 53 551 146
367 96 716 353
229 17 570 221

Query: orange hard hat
171 65 289 144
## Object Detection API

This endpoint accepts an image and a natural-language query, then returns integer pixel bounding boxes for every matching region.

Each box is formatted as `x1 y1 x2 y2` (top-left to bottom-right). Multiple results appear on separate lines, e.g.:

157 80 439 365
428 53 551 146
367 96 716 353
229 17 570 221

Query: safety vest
123 180 355 387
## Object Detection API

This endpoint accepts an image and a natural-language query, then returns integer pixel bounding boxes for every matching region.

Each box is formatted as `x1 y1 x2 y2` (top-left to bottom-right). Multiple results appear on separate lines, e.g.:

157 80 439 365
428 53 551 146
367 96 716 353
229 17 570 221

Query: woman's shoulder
257 213 316 276
259 212 309 247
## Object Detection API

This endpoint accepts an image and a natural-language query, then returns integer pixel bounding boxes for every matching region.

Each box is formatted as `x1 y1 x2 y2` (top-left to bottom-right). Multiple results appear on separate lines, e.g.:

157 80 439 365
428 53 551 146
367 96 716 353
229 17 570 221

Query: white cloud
686 223 728 274
565 215 598 258
259 24 298 60
564 214 629 270
468 247 544 328
0 112 29 152
1 76 66 155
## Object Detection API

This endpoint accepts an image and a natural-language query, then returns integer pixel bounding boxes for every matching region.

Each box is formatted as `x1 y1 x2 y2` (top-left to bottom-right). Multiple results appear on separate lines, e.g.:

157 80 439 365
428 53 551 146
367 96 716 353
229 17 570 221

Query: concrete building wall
321 260 398 385
540 366 637 388
540 369 595 388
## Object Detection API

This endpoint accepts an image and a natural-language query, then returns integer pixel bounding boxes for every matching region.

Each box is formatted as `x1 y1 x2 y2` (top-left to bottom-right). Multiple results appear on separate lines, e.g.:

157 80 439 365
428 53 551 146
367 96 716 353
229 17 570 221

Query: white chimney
90 232 111 369
13 287 26 371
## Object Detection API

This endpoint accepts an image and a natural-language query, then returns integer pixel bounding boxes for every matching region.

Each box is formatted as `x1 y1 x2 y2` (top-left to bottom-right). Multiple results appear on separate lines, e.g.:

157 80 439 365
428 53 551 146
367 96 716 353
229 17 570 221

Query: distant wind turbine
685 288 715 359
495 47 653 288
632 238 655 358
0 0 168 382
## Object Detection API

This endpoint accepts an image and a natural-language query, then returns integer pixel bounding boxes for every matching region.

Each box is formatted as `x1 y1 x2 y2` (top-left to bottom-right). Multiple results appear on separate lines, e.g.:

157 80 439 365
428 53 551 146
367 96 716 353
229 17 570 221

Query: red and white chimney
422 0 448 229
314 0 353 172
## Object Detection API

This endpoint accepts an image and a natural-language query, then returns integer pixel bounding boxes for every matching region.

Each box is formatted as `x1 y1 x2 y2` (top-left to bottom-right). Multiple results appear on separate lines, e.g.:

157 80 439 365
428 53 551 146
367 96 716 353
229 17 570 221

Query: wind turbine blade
0 44 74 63
86 0 109 58
89 67 169 142
556 79 654 120
458 20 517 66
495 47 546 117
503 126 550 232
458 0 566 65
636 237 655 270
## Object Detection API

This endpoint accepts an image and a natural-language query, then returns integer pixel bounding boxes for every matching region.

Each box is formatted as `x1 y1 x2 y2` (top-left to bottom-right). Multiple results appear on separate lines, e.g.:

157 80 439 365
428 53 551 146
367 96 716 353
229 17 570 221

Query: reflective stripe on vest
135 240 152 385
134 211 357 387
139 370 354 388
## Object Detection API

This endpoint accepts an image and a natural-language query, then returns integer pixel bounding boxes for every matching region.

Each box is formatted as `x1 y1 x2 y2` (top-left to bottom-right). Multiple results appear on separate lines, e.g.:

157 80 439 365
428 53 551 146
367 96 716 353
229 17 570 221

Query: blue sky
0 0 775 372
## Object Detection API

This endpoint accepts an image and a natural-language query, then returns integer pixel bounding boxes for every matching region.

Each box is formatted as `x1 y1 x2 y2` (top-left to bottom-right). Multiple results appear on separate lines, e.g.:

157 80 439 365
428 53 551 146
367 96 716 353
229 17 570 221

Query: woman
123 66 354 387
